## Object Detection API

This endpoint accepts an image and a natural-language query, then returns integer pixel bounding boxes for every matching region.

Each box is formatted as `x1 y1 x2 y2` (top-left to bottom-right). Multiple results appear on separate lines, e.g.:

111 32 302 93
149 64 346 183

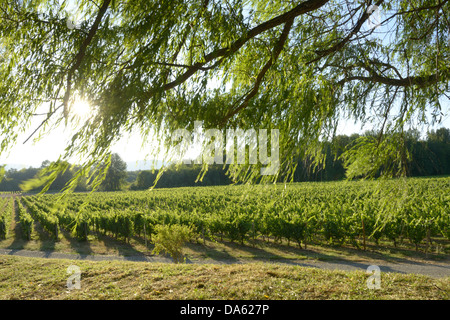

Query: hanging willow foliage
0 0 449 191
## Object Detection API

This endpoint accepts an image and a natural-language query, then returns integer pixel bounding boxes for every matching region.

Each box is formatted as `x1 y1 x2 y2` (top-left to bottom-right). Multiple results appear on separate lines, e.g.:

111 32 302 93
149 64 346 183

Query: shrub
151 224 195 263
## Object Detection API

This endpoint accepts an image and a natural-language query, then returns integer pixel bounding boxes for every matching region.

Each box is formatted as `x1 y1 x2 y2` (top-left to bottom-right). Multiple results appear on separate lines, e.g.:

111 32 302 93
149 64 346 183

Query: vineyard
0 177 449 254
0 197 13 240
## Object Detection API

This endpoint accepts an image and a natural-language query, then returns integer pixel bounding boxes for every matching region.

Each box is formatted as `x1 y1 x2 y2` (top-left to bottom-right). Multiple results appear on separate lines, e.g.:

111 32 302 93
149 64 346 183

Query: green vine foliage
13 177 450 252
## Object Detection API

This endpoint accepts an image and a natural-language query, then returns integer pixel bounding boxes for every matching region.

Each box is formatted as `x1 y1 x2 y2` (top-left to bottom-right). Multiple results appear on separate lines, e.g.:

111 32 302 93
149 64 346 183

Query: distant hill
2 160 166 172
3 163 35 170
125 159 166 171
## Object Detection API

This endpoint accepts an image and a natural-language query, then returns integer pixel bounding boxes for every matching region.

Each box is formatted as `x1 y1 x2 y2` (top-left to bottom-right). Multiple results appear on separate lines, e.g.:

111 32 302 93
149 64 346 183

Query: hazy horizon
1 103 449 169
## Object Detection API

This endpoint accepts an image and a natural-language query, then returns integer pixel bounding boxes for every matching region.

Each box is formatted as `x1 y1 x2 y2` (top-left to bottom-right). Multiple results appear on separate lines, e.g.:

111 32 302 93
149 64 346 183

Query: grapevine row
16 198 33 240
0 197 13 239
21 196 59 239
16 177 450 250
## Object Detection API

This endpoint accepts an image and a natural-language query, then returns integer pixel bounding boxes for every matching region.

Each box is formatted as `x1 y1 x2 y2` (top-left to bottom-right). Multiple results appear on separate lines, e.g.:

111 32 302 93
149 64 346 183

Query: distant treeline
129 164 232 190
1 128 449 192
294 127 450 182
0 161 90 192
131 127 450 189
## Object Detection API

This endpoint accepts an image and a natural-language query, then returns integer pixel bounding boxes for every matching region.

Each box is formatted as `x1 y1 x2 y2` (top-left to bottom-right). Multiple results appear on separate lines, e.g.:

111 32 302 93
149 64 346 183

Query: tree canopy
0 0 449 190
100 152 127 191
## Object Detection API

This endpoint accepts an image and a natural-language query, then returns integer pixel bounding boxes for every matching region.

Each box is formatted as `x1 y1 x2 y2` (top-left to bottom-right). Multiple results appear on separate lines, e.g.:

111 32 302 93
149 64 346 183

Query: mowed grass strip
0 256 448 300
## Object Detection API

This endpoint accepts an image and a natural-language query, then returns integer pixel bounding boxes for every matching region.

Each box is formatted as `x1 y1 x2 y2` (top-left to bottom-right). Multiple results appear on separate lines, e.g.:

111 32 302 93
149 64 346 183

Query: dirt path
1 247 449 278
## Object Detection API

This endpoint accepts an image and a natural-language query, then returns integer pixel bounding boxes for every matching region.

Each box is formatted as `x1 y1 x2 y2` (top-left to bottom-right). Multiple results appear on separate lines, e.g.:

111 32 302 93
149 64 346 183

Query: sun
71 99 92 120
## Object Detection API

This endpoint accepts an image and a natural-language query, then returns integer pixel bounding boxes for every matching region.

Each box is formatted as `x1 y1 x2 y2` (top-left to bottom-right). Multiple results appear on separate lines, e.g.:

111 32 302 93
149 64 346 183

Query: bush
151 224 195 263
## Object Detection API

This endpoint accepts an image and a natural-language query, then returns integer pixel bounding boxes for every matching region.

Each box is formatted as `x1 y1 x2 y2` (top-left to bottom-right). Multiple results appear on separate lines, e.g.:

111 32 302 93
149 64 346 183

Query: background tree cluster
2 128 448 192
130 164 232 190
293 127 450 181
0 153 126 192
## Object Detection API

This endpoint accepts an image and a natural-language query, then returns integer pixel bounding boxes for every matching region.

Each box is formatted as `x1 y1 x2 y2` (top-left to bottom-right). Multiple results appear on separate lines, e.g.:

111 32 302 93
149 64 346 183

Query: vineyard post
304 222 307 250
143 220 147 248
425 222 431 258
252 221 255 247
202 226 205 245
361 214 366 251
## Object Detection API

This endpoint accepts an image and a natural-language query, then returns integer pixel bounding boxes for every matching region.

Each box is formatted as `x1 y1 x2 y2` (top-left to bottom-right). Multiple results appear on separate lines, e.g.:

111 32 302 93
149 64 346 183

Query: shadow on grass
179 235 353 264
59 227 94 258
184 240 240 264
212 238 338 263
94 232 150 261
23 217 56 256
203 235 450 267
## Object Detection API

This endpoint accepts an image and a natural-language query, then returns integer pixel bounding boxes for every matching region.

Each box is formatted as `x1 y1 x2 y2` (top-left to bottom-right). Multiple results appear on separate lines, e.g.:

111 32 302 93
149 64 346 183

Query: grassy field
0 177 449 300
0 255 448 300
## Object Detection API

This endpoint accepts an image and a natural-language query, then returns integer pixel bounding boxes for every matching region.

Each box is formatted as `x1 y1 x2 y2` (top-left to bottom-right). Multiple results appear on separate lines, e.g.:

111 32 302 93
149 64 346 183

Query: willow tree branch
143 0 330 100
337 72 443 88
23 104 64 144
63 0 112 118
220 18 295 124
309 0 384 64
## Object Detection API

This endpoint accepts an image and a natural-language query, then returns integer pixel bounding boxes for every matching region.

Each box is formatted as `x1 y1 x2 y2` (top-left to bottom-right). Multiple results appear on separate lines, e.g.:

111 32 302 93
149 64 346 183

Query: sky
0 111 162 170
1 104 448 170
